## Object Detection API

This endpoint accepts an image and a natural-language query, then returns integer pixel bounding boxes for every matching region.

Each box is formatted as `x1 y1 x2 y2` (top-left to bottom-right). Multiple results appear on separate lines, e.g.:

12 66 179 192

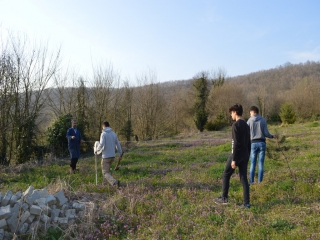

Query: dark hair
103 121 110 127
229 103 243 116
249 106 259 114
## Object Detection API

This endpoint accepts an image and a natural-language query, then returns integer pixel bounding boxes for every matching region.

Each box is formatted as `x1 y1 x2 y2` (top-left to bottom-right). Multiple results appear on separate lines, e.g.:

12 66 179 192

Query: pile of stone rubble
0 186 95 239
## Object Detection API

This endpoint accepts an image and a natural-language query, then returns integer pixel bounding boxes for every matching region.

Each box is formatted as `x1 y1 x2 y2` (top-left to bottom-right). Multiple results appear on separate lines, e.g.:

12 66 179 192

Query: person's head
249 106 259 117
102 121 110 129
229 103 243 120
71 119 77 128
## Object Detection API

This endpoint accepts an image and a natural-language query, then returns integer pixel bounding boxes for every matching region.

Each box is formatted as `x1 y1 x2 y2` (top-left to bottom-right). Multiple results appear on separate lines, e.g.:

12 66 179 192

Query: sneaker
214 196 228 205
239 203 251 209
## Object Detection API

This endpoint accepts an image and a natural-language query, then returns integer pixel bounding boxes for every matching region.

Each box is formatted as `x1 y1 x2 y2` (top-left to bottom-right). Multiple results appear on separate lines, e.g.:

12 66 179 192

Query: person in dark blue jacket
66 119 83 173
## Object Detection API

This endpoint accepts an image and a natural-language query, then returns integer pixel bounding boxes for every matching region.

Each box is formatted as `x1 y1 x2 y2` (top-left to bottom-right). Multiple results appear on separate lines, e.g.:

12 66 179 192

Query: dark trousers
222 154 250 204
70 158 78 170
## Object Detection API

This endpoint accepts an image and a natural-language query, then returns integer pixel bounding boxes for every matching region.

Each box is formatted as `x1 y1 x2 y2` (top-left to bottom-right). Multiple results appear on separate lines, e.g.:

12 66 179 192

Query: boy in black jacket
215 104 251 208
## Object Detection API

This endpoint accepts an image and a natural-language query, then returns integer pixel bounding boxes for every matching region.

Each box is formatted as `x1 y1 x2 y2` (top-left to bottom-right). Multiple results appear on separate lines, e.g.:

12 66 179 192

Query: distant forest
1 32 320 164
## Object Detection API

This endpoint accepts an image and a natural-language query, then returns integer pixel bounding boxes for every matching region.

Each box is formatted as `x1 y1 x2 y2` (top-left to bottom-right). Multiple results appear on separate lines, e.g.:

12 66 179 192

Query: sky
1 0 320 84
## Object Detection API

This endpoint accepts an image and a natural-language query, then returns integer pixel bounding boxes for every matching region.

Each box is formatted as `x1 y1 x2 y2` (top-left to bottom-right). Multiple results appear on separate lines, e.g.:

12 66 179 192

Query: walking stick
93 141 102 185
114 153 124 171
95 153 98 185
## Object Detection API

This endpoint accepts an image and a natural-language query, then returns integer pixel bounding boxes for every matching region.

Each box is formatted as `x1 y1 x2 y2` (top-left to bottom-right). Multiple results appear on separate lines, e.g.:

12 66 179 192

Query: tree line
1 32 320 165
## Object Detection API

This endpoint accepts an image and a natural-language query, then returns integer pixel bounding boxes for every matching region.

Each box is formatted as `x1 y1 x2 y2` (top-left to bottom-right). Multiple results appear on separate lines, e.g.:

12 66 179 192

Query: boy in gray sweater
95 121 123 187
247 106 275 184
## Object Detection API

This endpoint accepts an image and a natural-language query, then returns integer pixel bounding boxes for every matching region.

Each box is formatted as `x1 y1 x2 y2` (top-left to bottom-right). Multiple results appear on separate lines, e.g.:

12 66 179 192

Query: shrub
205 112 227 131
279 103 296 124
269 113 281 123
47 113 73 157
205 120 226 131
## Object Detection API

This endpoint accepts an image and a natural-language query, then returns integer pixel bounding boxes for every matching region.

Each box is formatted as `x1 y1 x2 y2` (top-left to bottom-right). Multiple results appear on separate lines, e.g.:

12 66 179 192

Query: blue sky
1 0 320 83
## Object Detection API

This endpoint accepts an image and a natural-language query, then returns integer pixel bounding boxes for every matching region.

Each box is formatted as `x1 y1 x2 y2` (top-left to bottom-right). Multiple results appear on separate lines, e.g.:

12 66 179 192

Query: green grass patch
306 121 319 127
1 122 320 239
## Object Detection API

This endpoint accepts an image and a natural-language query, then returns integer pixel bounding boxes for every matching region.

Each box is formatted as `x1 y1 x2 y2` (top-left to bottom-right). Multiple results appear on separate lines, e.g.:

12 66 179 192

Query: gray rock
61 204 69 212
16 199 23 206
30 205 41 216
0 219 6 229
40 214 50 223
59 209 65 217
18 223 29 234
38 188 49 198
80 197 89 202
19 211 30 224
6 203 20 233
45 195 56 205
57 217 68 224
3 231 13 240
54 190 68 207
25 190 41 205
65 209 76 218
21 203 29 212
15 191 22 201
51 209 60 219
0 229 4 240
29 221 42 234
39 205 51 216
1 191 12 207
6 215 18 233
72 202 85 211
35 198 46 206
23 186 34 197
9 195 17 207
27 215 35 224
1 185 95 234
0 205 11 220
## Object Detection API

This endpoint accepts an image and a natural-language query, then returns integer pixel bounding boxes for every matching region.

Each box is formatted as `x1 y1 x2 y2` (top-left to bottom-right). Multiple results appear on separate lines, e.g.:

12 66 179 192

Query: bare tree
87 63 118 140
45 69 79 117
133 70 167 140
0 30 60 164
208 81 247 123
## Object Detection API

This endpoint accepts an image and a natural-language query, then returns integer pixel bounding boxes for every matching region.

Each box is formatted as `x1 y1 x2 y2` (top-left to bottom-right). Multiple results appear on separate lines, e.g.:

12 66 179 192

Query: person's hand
71 136 75 139
231 160 236 169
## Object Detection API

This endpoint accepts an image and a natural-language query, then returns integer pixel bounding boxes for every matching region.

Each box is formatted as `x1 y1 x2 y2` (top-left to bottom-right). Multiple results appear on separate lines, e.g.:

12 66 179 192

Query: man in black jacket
215 104 251 208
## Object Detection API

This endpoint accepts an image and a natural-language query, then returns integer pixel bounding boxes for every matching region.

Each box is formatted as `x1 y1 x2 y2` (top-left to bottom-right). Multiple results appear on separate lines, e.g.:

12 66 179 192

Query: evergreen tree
279 103 296 124
193 73 209 132
120 119 134 142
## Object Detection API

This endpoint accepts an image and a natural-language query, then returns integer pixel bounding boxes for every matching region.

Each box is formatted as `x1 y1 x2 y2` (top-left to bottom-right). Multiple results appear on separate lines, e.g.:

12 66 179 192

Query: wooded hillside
1 33 320 165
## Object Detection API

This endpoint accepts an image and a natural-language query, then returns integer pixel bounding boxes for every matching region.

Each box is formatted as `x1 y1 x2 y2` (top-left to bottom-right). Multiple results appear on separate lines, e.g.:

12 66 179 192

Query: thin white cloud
288 46 320 62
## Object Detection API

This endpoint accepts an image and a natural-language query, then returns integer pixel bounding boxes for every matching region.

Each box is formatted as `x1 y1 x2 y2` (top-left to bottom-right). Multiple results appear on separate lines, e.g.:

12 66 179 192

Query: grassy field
1 122 320 239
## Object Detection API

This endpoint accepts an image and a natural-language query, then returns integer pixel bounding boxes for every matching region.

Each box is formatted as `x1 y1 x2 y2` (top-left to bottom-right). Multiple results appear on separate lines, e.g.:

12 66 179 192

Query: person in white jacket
95 121 123 187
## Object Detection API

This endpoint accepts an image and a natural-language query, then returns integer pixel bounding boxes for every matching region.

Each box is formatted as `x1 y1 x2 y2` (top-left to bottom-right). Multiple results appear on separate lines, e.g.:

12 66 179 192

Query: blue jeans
249 142 266 184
